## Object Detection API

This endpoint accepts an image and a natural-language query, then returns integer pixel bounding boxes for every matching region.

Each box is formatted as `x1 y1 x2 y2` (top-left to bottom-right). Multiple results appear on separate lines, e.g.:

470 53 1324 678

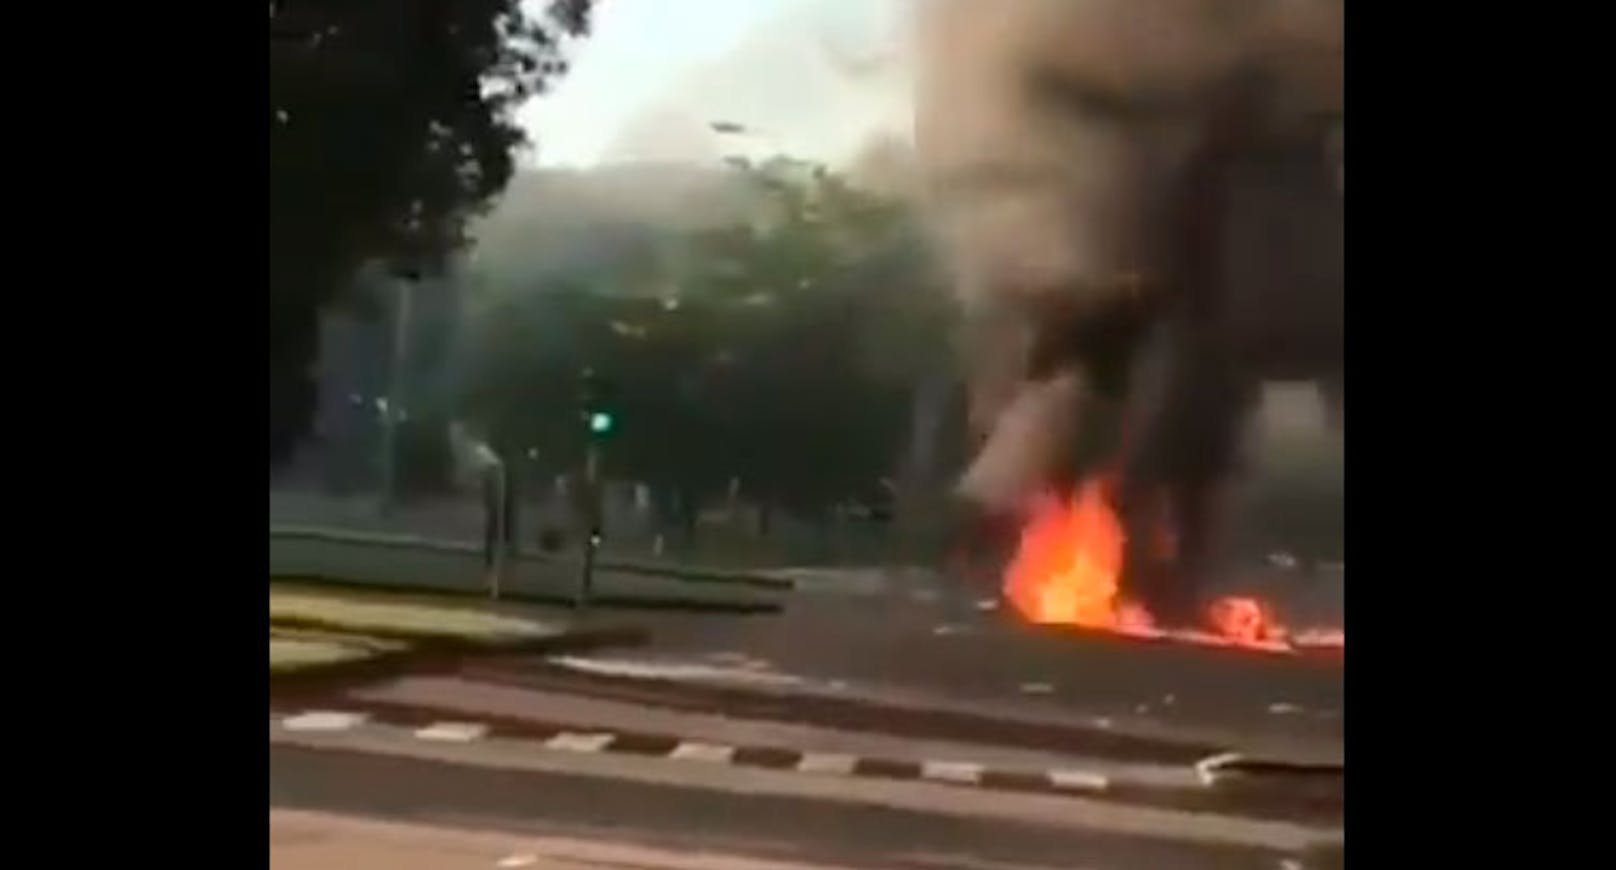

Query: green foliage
269 0 593 463
457 160 955 521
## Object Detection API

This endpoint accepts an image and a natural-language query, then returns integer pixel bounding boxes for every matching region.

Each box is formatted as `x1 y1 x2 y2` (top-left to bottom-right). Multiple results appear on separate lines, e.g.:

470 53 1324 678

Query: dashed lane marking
1050 769 1112 791
543 731 616 753
795 752 860 776
921 761 984 785
414 722 489 742
272 710 1178 805
281 711 367 732
668 741 737 764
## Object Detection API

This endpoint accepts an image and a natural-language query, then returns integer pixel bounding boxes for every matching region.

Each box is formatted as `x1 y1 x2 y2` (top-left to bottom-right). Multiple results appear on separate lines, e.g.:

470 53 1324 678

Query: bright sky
517 0 910 169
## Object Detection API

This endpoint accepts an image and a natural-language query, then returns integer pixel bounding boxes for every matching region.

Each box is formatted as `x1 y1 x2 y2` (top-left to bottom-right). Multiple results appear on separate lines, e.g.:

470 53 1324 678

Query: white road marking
281 711 367 732
547 655 808 688
668 741 736 764
1049 769 1111 791
795 752 858 776
543 731 616 753
415 722 488 742
1018 682 1055 695
921 761 984 785
495 854 537 868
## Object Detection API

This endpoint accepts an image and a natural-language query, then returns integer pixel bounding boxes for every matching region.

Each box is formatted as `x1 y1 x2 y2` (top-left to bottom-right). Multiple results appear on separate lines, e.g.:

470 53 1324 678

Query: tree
667 159 940 521
269 0 593 464
454 159 952 549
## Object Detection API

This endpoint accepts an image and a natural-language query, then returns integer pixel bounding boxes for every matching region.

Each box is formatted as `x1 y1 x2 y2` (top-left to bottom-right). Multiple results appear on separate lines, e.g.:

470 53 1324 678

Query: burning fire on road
1001 479 1343 655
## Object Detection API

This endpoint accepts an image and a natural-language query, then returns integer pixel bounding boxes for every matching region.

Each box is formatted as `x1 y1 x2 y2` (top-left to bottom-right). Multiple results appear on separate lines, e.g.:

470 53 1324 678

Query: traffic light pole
576 443 602 610
575 368 614 611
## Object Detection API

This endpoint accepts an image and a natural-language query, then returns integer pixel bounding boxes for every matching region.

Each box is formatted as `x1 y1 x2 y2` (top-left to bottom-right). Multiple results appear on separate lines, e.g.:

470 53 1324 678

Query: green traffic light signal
589 411 615 435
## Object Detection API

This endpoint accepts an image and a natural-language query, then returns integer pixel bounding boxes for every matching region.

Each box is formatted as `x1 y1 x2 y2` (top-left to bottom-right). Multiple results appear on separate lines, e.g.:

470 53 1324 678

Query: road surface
452 564 1344 760
270 563 1343 868
270 729 1340 869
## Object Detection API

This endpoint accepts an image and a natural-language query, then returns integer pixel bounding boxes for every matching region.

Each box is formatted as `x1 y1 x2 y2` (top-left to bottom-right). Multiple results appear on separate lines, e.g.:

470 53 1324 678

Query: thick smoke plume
911 0 1343 621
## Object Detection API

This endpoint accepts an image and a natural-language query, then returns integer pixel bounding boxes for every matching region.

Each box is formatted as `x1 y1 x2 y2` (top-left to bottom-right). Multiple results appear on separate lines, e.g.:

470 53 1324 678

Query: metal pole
379 277 413 514
576 444 601 610
491 462 509 600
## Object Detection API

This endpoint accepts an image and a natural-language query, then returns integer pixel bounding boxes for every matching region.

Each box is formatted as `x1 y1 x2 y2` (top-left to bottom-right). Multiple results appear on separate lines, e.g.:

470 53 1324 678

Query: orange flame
1001 483 1343 655
1207 596 1275 644
1003 480 1126 629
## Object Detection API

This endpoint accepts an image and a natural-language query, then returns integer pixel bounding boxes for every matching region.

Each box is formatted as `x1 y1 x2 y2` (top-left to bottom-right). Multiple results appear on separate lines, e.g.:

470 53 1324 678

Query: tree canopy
269 0 592 463
456 159 956 524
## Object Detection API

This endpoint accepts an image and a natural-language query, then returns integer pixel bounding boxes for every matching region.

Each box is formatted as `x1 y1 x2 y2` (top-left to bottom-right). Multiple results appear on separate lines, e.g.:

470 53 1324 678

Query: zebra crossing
272 707 1118 796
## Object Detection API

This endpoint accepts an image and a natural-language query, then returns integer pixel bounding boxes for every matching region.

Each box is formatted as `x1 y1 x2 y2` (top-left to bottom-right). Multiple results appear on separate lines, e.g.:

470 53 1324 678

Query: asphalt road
269 559 1344 868
270 742 1330 870
270 524 1341 758
497 566 1345 761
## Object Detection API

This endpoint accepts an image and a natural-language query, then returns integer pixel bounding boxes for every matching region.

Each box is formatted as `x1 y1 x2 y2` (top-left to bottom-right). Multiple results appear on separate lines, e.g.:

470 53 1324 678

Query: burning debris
1000 480 1342 655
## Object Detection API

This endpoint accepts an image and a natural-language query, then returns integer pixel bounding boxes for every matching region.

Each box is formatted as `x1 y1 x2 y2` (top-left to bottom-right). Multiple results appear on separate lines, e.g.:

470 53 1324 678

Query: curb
270 574 783 615
268 699 1343 824
268 624 649 696
270 617 560 647
269 526 796 591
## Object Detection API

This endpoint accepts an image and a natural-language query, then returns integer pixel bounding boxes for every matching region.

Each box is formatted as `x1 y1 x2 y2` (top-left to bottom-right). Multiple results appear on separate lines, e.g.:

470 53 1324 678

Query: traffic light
580 368 618 439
